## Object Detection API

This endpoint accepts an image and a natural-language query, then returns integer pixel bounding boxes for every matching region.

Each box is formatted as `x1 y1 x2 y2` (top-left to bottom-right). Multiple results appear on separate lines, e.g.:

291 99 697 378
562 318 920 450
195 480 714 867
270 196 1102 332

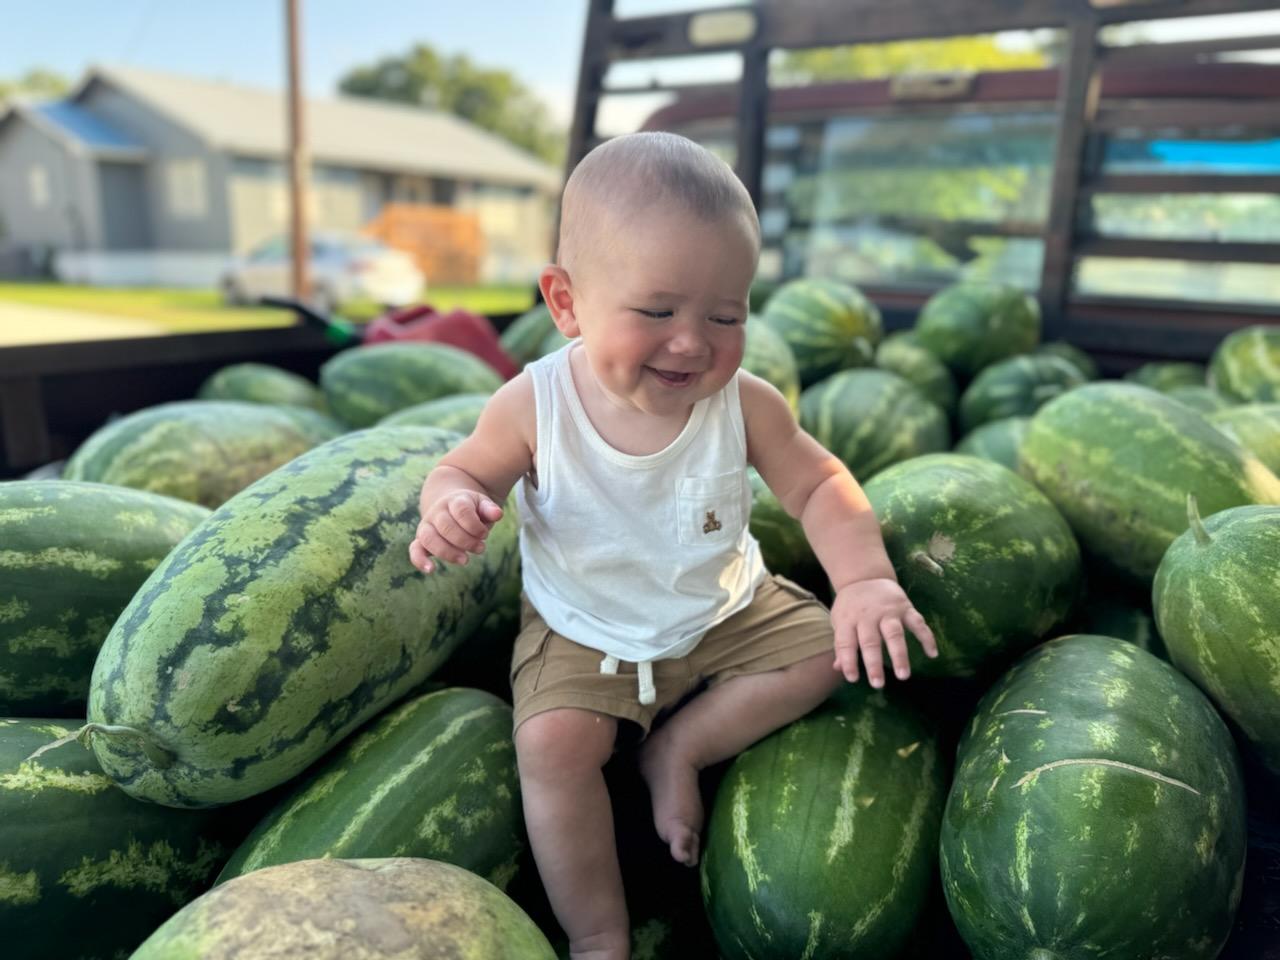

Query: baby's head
542 133 761 415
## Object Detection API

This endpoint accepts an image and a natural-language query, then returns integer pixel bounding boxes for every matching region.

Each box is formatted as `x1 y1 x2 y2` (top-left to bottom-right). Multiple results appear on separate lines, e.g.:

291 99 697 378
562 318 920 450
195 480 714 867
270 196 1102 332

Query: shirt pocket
677 471 745 547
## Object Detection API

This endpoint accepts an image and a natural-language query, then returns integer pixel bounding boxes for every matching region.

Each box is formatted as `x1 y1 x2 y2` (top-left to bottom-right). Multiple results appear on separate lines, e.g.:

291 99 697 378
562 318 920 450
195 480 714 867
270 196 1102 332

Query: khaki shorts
510 574 834 739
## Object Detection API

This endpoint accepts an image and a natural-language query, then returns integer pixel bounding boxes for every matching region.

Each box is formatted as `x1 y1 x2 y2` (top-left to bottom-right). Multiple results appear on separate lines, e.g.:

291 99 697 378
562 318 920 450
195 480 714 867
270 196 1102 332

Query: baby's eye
711 315 742 326
635 309 673 319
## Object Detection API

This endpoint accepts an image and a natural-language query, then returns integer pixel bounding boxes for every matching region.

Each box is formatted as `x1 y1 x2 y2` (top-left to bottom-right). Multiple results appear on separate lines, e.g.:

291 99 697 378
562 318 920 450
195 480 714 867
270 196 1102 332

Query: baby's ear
539 264 581 337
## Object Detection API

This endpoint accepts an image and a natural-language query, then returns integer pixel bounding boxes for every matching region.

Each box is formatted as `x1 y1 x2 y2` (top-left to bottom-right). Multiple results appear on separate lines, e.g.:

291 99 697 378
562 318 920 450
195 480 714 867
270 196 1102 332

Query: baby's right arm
409 372 535 574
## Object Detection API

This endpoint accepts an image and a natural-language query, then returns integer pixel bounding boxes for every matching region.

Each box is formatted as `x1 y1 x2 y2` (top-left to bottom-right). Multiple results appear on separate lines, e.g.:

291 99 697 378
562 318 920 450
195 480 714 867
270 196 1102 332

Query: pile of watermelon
1 288 1278 960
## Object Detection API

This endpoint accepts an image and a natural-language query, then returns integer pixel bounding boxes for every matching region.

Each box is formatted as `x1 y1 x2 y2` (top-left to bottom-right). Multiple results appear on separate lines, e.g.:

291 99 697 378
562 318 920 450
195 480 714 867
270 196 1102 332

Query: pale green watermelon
762 277 882 385
915 282 1040 380
1209 325 1280 402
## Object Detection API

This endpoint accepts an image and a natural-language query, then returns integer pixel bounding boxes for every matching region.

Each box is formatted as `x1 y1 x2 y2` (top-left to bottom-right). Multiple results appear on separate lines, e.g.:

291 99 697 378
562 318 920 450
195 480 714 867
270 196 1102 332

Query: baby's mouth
647 367 695 386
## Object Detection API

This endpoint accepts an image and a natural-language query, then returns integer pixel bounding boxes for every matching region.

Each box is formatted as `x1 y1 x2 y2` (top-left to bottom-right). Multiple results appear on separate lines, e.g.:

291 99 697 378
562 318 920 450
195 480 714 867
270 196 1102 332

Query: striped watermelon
940 634 1247 960
1209 403 1280 474
1154 501 1280 781
0 717 241 960
266 405 348 445
63 401 320 508
1125 361 1207 393
915 282 1040 380
874 332 958 415
863 454 1081 678
1036 341 1099 381
83 427 519 807
957 354 1085 434
196 362 324 410
320 342 503 427
1167 385 1234 416
377 391 492 433
0 481 209 717
799 369 949 480
701 685 945 959
953 416 1030 473
500 304 557 368
741 320 801 412
131 858 556 960
1209 325 1280 402
217 687 522 889
746 468 822 593
762 277 883 385
1019 383 1280 582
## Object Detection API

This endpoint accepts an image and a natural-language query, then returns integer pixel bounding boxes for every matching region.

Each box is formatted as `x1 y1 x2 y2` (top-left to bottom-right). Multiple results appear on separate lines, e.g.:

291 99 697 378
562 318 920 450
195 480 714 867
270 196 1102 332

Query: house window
165 159 207 219
28 165 49 208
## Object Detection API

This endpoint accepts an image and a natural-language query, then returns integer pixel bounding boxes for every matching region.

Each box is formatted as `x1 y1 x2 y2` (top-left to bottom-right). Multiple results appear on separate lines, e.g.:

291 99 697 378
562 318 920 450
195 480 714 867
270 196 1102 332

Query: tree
338 45 563 165
0 69 70 108
775 36 1048 84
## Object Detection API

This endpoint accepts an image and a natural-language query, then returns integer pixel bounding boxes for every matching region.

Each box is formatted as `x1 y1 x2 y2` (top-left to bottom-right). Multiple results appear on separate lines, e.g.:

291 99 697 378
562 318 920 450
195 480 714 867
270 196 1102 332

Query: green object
746 468 820 590
958 354 1084 434
63 401 320 508
267 405 348 444
1154 501 1280 781
741 319 801 412
499 303 556 367
940 635 1246 960
953 416 1030 473
1125 361 1206 392
864 454 1081 678
217 687 523 889
536 325 573 360
0 482 209 717
196 362 324 410
874 333 958 415
701 686 945 960
1166 384 1233 416
1036 340 1099 380
1071 588 1166 660
1209 325 1280 402
799 369 949 480
1209 403 1280 474
0 718 240 960
1019 383 1280 583
761 277 883 386
130 857 557 960
378 391 492 433
320 342 503 427
915 282 1041 380
84 427 519 807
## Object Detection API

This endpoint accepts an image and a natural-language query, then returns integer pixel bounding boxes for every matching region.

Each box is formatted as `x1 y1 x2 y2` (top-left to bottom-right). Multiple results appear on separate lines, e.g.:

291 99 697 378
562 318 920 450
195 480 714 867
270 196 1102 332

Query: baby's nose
667 325 708 355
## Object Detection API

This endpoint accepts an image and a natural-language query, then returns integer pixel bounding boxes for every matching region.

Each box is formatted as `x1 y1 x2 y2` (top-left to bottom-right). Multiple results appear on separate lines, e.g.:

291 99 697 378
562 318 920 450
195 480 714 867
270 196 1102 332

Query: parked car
220 233 425 314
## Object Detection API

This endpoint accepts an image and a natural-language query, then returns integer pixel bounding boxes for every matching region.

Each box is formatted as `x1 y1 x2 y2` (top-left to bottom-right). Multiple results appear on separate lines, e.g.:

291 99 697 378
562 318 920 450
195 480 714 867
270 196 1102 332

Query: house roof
71 64 562 192
0 100 149 160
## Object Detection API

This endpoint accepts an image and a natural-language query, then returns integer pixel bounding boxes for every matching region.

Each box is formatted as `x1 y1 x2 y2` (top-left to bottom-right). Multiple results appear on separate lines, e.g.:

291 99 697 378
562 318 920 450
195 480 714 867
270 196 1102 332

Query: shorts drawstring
599 654 656 705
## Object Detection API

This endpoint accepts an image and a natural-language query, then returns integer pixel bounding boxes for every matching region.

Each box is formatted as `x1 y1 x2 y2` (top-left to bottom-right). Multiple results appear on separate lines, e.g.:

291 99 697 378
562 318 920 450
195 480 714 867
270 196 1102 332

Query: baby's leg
516 708 630 960
639 650 840 865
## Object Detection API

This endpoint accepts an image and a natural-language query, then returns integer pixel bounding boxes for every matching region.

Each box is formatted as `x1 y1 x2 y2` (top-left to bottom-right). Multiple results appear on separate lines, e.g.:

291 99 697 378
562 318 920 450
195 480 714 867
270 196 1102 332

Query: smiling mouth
647 367 695 386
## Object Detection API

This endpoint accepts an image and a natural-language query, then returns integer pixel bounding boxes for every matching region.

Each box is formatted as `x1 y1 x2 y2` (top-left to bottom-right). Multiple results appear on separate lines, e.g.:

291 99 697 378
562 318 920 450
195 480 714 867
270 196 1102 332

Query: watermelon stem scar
1187 493 1213 547
22 722 178 769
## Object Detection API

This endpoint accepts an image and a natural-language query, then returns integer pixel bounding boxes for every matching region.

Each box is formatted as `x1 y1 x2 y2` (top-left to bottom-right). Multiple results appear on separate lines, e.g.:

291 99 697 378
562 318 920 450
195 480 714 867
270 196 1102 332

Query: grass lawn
0 282 536 337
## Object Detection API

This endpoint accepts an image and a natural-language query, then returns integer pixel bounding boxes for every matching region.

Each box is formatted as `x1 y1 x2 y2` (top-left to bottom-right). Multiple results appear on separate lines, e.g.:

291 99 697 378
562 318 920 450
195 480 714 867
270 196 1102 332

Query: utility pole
285 0 310 304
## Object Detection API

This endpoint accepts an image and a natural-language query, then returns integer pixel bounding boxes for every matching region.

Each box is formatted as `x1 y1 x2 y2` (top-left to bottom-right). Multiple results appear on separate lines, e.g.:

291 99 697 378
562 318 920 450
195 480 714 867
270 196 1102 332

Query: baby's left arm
740 372 938 687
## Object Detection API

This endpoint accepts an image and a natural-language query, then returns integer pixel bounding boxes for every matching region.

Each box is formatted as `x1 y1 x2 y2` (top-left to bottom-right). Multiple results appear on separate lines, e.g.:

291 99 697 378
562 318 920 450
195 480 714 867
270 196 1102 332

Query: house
0 64 561 286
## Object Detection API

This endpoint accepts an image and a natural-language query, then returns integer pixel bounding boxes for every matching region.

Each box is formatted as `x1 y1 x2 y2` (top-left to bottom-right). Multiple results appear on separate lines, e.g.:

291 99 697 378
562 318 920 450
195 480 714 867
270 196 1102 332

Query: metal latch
890 71 976 102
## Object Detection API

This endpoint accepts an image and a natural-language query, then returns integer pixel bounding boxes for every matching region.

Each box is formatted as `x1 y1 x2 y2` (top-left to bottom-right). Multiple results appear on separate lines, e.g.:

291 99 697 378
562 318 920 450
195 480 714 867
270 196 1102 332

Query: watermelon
874 333 958 415
748 278 780 314
196 362 324 410
1020 382 1280 582
217 687 522 889
537 326 574 360
761 277 883 385
701 685 945 960
953 416 1030 473
267 405 348 445
1036 341 1099 381
915 282 1040 380
0 717 240 960
1167 385 1233 416
741 319 801 412
320 342 503 427
1209 403 1280 474
1154 500 1280 781
0 481 209 717
799 369 949 480
1070 581 1166 661
499 304 557 368
958 354 1085 434
746 468 822 593
1125 361 1207 392
377 392 492 433
83 427 519 807
864 454 1081 677
1209 325 1280 403
130 857 556 960
63 401 320 508
940 634 1247 960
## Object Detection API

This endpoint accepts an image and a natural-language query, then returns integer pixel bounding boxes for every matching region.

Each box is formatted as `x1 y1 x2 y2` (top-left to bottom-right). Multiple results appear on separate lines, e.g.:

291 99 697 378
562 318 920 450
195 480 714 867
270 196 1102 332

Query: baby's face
571 204 758 418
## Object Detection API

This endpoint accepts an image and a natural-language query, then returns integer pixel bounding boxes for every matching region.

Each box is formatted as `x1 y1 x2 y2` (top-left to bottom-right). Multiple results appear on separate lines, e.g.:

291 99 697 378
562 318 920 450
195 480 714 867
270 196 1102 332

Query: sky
4 1 1279 132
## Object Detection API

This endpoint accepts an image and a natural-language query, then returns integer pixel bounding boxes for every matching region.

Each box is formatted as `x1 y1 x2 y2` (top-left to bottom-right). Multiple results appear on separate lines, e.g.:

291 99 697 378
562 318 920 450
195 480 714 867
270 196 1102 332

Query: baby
410 131 936 960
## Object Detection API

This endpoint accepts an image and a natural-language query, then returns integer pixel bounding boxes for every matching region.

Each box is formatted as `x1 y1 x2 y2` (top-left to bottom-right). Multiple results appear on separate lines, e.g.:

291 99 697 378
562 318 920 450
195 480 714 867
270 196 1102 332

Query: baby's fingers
446 498 491 549
408 538 436 574
857 621 886 689
833 620 859 683
904 607 939 659
880 617 911 681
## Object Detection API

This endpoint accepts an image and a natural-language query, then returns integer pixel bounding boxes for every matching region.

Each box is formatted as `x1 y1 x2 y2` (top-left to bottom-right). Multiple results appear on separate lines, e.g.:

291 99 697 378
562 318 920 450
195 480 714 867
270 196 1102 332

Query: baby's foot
638 734 703 867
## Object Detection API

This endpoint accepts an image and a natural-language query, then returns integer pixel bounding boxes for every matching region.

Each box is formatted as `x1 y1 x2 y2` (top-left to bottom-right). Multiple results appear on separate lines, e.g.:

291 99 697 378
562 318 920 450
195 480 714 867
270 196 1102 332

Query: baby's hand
409 492 504 574
830 578 938 688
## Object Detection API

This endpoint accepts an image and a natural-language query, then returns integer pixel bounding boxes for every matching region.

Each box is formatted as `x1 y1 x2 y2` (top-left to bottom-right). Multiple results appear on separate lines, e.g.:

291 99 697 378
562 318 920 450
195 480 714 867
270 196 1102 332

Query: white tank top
515 343 766 701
